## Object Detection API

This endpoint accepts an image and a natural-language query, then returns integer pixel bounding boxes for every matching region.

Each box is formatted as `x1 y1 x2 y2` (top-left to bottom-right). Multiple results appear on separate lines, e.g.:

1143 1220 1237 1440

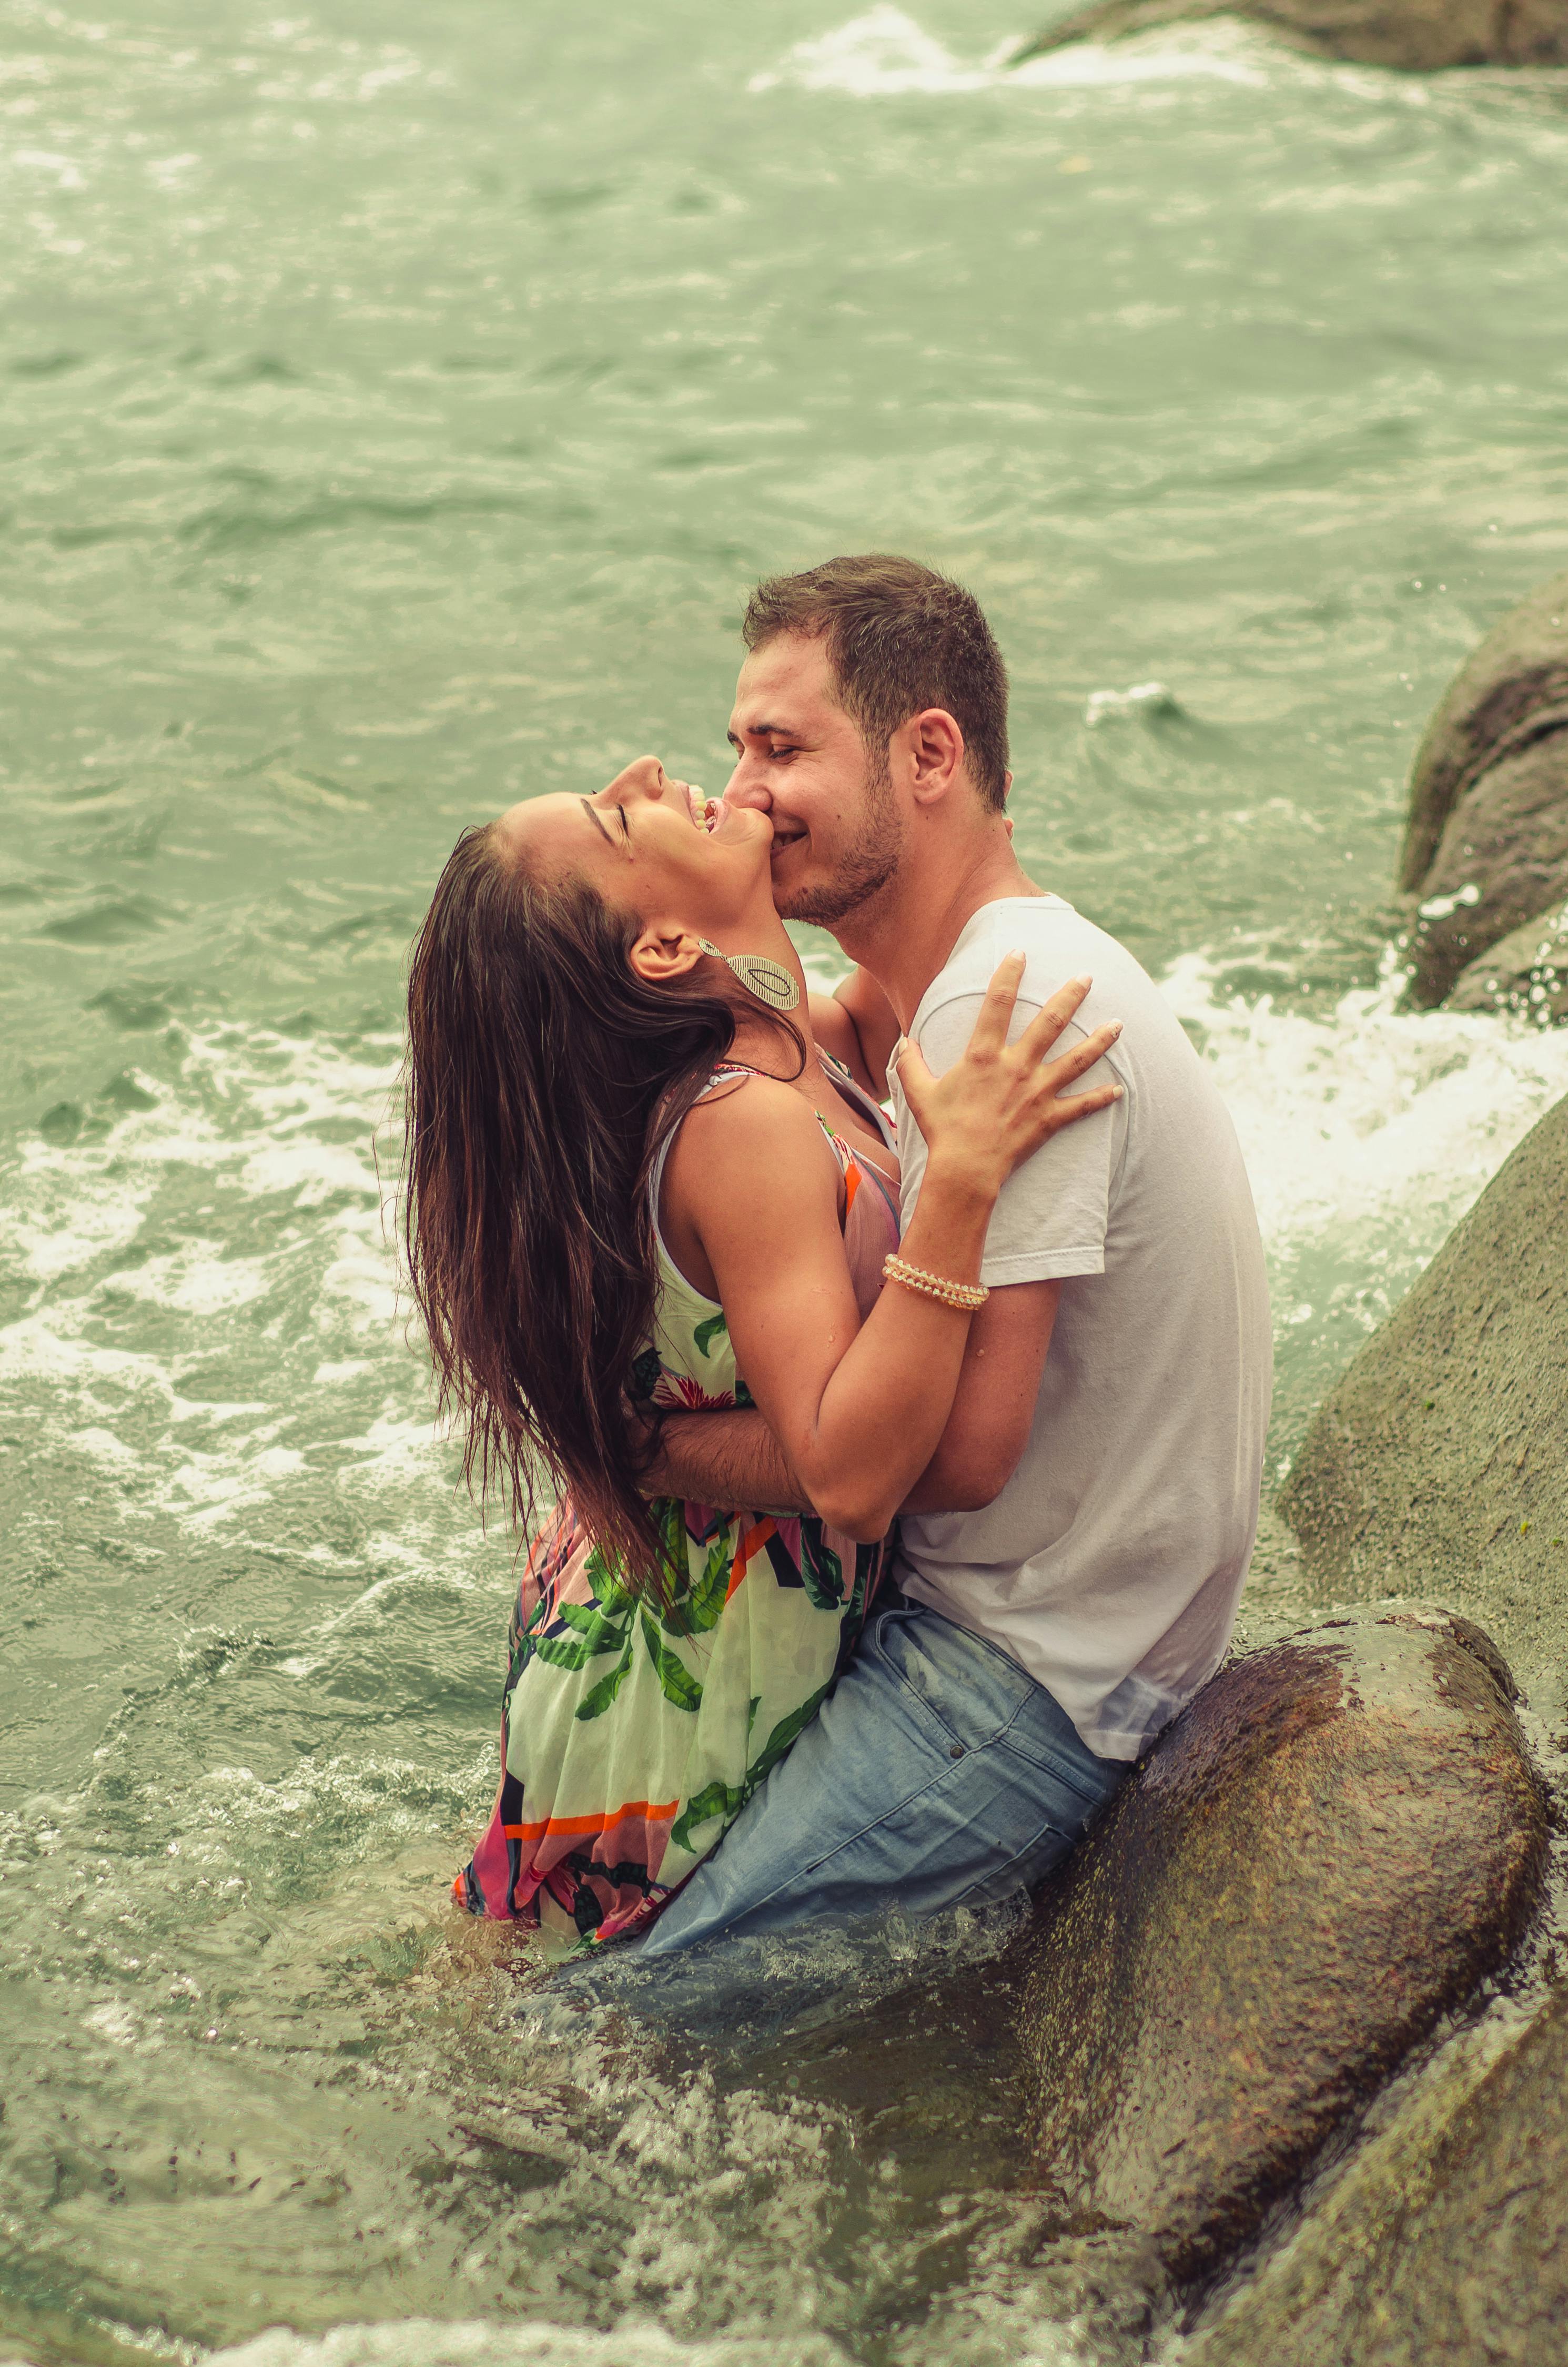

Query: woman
404 757 1120 1951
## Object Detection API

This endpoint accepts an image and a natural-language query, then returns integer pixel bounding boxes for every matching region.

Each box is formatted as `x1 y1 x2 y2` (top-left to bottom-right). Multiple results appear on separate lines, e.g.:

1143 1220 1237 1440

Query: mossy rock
1446 893 1568 1025
1188 1978 1568 2364
1280 1091 1568 1687
1012 0 1568 70
1398 569 1568 1009
1019 1613 1545 2282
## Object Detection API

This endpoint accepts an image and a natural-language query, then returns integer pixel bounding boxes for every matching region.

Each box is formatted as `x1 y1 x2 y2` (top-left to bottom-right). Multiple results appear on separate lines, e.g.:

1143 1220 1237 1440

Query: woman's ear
628 925 704 987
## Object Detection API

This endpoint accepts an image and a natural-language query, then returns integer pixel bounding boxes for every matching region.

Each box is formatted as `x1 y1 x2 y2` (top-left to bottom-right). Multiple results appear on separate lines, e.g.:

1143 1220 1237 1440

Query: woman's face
495 756 775 936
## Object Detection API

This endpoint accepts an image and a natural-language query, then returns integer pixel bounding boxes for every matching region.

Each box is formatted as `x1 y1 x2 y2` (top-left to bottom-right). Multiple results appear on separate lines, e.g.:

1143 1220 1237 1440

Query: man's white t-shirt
890 896 1272 1763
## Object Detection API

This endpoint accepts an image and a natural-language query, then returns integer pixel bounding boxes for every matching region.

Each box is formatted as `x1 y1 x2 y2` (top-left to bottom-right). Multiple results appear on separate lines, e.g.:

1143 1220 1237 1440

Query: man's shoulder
915 898 1157 1028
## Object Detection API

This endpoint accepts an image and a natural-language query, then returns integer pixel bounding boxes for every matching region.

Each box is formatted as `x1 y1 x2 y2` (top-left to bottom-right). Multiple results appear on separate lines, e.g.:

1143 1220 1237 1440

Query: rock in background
1399 568 1568 1009
1012 0 1568 70
1280 1091 1568 1688
1019 1614 1544 2281
1445 892 1568 1024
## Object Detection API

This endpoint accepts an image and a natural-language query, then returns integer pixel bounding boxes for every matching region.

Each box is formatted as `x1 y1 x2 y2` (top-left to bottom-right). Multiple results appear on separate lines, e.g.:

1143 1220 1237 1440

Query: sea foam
748 5 1269 95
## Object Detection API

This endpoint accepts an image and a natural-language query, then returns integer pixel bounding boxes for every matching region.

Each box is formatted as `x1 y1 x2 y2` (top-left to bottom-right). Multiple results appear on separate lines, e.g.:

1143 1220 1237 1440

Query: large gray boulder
1188 1980 1568 2365
1399 569 1568 1008
1019 1613 1544 2282
1013 0 1568 69
1280 1091 1568 1686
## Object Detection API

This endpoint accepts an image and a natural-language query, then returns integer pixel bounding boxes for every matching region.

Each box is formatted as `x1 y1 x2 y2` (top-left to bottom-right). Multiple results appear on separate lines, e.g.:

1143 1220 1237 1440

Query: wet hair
743 553 1010 811
402 821 797 1604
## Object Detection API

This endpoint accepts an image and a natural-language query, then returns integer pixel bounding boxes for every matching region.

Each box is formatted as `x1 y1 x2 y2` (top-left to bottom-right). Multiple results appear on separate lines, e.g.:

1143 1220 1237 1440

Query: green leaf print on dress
640 1609 704 1711
575 1637 635 1721
692 1310 728 1360
799 1528 846 1611
669 1678 835 1854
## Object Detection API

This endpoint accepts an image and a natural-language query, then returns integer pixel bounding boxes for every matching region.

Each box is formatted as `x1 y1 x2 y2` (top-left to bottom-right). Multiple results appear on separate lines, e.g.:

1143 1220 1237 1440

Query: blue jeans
641 1597 1131 1957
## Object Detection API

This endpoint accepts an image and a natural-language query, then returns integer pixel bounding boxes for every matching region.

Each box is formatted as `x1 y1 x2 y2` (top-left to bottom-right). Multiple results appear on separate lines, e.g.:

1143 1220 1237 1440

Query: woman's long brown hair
402 821 796 1602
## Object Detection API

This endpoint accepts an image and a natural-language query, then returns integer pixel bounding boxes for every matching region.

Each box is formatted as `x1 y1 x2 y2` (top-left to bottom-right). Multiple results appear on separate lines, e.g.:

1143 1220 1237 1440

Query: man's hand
643 1405 815 1517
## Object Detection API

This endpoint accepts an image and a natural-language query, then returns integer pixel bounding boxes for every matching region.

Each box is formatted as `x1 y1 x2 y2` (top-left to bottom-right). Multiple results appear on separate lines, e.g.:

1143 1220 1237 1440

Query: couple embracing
405 555 1271 1960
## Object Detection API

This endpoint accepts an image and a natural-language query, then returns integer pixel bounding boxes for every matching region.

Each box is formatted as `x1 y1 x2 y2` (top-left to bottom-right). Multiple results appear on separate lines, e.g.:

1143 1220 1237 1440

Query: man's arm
807 967 903 1100
900 1279 1059 1513
646 1281 1058 1520
647 1405 814 1515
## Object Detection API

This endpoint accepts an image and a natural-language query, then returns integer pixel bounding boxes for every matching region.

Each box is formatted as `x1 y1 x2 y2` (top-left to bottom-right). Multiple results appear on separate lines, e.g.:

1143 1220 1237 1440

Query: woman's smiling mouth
683 783 720 833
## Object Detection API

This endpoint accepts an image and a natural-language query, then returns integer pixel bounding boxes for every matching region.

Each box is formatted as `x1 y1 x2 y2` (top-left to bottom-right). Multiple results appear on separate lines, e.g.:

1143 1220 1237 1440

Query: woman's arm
661 963 1119 1540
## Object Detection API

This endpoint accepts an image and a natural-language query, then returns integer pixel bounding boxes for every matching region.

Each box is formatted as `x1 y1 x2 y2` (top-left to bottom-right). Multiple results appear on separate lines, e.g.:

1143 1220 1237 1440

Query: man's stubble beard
772 747 905 929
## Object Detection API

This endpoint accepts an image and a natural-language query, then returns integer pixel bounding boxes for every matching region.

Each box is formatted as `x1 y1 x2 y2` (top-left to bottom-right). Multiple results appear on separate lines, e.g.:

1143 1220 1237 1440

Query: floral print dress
454 1059 901 1949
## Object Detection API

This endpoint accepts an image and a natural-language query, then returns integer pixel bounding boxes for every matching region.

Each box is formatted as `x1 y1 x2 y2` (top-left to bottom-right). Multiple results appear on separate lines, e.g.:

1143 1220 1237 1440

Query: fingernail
1007 948 1027 962
1110 1021 1124 1038
1110 1084 1124 1099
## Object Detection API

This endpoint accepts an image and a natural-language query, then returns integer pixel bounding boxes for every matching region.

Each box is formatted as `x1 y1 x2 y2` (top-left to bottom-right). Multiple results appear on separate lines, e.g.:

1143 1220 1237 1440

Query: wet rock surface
1399 568 1568 1008
1013 0 1568 70
1445 891 1568 1023
1281 1091 1568 1690
1018 1614 1545 2282
1188 1979 1568 2365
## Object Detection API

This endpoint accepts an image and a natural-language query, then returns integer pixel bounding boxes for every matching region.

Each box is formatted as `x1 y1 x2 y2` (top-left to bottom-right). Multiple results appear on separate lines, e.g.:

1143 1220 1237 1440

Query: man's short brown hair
742 554 1010 812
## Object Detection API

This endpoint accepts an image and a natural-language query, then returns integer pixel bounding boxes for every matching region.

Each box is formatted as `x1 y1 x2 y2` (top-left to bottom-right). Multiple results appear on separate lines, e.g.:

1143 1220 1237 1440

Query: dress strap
816 1050 898 1153
647 1066 769 1235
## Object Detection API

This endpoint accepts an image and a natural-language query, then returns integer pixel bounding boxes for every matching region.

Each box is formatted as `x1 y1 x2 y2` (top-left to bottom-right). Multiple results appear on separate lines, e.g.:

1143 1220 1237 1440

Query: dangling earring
697 941 801 1012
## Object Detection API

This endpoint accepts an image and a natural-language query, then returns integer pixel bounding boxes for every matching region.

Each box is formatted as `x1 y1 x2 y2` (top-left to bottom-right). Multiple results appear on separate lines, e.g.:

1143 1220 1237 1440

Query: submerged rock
1019 1614 1545 2282
1187 1980 1568 2364
1280 1091 1568 1687
1399 568 1568 1008
1012 0 1568 70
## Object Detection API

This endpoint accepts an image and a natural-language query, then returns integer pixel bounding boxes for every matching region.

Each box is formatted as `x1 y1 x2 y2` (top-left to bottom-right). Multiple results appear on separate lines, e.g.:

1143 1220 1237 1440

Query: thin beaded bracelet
882 1252 989 1312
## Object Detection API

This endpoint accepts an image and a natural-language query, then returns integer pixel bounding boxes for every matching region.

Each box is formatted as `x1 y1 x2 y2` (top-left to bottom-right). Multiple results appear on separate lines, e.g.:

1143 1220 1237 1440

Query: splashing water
6 0 1568 2359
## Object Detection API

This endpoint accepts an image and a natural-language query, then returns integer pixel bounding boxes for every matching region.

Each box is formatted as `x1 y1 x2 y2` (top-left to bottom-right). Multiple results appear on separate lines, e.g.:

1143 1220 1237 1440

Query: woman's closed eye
580 797 631 850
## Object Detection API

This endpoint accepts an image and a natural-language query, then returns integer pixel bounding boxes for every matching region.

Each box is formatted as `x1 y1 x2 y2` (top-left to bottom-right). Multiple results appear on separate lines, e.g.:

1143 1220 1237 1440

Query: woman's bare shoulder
664 1073 835 1206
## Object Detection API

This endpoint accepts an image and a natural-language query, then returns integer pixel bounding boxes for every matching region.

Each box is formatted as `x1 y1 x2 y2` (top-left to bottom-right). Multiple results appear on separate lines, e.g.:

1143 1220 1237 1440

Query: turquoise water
5 3 1568 2361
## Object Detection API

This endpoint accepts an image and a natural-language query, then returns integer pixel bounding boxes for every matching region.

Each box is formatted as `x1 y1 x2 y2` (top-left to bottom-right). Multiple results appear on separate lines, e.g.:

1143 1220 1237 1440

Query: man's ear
629 925 705 986
905 707 966 807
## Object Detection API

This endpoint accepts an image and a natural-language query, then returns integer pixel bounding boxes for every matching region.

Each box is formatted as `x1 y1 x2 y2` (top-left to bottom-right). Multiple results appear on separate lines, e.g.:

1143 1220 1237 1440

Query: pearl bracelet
882 1252 989 1312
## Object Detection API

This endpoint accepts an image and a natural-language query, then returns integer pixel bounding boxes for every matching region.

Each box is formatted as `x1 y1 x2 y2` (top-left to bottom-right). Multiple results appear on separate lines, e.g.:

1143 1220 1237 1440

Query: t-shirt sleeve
897 992 1125 1287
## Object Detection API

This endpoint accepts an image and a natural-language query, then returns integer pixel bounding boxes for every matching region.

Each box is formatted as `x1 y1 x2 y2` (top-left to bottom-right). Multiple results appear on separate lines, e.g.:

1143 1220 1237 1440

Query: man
638 554 1271 1956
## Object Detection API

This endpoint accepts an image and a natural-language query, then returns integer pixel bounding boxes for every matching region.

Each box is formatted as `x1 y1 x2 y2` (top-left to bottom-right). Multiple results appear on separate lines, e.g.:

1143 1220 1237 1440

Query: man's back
892 895 1273 1763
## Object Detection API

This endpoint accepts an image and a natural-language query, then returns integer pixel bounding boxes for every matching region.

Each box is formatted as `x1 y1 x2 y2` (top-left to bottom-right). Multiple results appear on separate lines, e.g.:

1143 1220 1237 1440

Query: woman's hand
894 959 1121 1204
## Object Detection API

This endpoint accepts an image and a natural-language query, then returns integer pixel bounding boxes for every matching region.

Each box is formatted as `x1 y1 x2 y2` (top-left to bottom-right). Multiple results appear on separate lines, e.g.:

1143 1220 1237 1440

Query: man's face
724 633 905 927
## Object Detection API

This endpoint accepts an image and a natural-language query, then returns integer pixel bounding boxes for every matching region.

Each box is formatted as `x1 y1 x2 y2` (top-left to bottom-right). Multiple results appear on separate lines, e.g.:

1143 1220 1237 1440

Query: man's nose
722 755 773 810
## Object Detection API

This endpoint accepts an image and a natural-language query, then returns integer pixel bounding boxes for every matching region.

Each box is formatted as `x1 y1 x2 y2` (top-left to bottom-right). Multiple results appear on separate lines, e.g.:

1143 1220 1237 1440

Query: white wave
1085 679 1179 725
209 2314 852 2367
748 5 1267 95
0 1021 417 1539
1160 947 1568 1270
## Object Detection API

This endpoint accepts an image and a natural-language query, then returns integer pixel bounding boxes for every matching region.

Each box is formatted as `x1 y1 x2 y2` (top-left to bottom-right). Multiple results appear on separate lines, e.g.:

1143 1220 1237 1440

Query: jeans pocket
868 1602 1040 1757
946 1815 1079 1911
